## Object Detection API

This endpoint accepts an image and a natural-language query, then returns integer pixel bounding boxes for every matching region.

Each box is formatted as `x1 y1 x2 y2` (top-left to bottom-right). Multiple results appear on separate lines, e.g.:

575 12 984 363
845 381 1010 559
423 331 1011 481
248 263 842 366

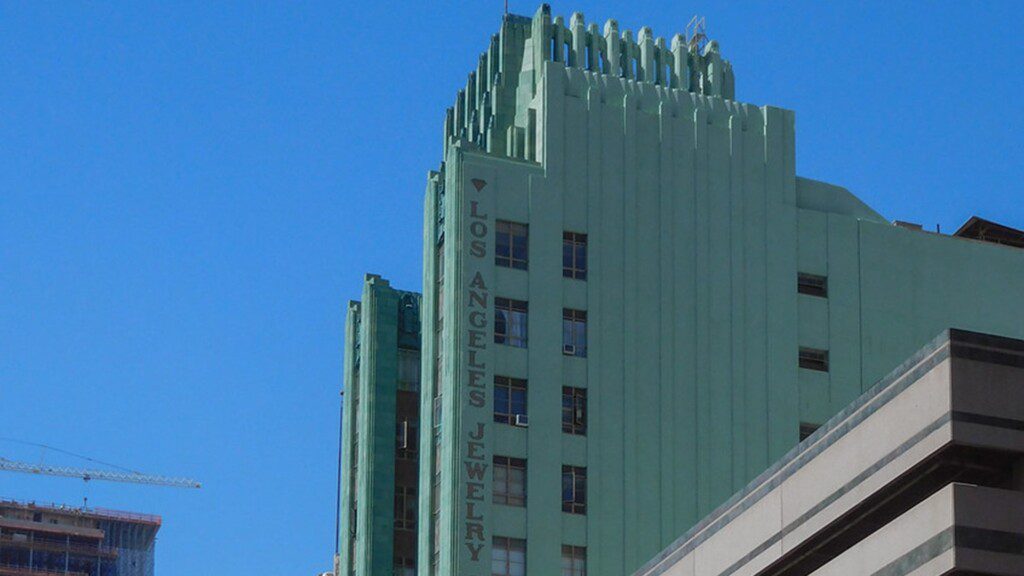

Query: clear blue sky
1 1 1021 574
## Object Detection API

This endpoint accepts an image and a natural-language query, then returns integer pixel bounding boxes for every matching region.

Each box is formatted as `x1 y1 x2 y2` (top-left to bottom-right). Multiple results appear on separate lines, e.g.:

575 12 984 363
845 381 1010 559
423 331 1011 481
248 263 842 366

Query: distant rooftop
0 498 162 526
954 216 1024 249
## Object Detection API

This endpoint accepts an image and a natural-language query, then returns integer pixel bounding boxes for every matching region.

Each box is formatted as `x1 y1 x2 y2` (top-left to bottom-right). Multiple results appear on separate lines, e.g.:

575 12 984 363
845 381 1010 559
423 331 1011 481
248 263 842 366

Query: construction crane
0 457 201 489
0 439 201 489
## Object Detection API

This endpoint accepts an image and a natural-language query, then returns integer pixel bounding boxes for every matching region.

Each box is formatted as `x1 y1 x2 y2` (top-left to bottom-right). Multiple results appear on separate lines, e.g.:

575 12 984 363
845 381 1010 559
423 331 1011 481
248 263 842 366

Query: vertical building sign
462 175 492 573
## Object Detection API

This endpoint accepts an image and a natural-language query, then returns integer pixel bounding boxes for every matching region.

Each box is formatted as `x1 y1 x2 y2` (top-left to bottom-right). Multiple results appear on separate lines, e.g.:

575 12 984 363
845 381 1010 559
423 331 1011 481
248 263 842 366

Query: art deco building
338 5 1024 576
340 275 421 576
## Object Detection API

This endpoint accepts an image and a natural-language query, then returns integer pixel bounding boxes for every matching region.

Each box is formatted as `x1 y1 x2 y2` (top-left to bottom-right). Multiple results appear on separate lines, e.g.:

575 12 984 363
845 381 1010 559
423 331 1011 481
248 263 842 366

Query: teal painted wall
334 6 1024 576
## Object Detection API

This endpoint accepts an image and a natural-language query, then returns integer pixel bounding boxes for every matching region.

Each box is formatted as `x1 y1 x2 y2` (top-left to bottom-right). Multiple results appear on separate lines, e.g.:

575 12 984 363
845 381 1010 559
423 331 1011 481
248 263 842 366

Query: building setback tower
338 5 1024 576
339 275 422 576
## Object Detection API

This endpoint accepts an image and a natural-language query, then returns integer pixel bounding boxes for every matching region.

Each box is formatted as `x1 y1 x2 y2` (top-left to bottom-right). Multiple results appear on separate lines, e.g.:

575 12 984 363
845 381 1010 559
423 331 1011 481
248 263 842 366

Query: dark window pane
799 347 829 372
512 241 527 265
495 310 509 343
494 394 510 422
797 273 828 298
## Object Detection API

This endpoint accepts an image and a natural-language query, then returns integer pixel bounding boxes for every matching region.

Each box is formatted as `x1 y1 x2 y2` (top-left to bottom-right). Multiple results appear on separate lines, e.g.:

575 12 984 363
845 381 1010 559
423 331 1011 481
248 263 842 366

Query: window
399 349 421 391
562 387 587 435
493 456 527 506
561 466 587 514
494 376 528 425
797 273 828 297
561 545 587 576
394 556 416 576
495 298 528 348
492 537 526 576
799 347 829 372
396 419 418 460
563 232 587 280
394 486 417 530
562 309 587 357
496 220 529 270
799 422 821 441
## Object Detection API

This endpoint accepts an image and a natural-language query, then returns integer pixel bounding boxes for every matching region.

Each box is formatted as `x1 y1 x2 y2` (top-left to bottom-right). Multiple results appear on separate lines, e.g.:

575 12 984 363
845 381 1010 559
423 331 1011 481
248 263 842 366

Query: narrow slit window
799 347 829 372
797 273 828 298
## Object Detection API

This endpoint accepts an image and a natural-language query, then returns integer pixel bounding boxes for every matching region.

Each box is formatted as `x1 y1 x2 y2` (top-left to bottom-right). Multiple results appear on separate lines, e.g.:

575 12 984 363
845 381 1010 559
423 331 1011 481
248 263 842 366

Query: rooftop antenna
504 0 508 16
686 15 708 52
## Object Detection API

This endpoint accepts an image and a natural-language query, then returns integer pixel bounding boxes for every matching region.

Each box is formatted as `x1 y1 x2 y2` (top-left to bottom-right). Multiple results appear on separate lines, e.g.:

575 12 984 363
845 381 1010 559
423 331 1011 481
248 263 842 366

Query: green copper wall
340 276 422 576
414 50 1024 576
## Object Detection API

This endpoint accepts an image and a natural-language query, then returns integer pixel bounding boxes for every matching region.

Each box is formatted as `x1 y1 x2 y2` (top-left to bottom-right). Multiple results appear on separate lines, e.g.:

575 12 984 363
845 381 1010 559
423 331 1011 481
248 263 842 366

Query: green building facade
340 275 422 576
340 6 1024 576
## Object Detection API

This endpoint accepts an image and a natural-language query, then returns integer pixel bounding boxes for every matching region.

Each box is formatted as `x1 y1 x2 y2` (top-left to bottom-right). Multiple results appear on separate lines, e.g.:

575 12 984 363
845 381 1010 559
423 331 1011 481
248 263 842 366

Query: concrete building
338 5 1024 576
0 500 160 576
633 329 1024 576
339 275 422 576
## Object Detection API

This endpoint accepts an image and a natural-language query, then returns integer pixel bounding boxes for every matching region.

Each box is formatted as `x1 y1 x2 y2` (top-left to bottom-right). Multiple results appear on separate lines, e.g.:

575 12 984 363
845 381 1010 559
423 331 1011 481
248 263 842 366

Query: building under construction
0 500 160 576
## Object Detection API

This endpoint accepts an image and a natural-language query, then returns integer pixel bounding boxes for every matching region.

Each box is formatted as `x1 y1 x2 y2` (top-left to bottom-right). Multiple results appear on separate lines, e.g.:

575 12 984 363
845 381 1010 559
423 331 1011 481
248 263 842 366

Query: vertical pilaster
604 20 620 79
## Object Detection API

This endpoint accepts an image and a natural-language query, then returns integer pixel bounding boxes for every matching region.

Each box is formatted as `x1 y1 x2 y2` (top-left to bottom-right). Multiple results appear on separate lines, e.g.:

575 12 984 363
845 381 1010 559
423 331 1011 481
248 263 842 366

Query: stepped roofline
442 4 735 161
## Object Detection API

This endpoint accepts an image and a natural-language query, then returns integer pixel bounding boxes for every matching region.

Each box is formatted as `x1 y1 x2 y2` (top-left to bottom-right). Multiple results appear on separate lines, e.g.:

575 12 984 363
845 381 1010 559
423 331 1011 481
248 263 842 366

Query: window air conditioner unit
563 344 576 355
514 414 529 427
